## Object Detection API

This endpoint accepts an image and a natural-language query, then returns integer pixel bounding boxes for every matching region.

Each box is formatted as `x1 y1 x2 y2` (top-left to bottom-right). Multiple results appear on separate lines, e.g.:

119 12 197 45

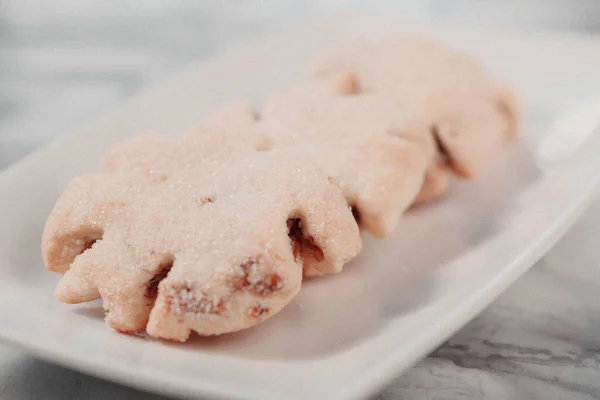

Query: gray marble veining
1 2 600 399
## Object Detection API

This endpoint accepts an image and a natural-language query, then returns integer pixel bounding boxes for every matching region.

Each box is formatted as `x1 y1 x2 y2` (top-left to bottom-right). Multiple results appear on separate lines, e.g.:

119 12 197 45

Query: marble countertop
1 2 600 399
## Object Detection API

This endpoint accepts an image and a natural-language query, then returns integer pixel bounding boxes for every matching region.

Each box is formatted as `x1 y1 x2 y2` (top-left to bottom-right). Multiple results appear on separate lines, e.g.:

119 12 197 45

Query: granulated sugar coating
310 35 519 196
42 148 361 341
206 85 429 241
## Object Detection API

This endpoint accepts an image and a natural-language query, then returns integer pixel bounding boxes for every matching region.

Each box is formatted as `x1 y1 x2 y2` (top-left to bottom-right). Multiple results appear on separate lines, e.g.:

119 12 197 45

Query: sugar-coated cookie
206 93 429 239
43 148 361 340
311 35 520 202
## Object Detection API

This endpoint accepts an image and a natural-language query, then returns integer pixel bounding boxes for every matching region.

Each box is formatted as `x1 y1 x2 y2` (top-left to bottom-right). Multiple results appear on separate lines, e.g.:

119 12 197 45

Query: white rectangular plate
1 16 599 400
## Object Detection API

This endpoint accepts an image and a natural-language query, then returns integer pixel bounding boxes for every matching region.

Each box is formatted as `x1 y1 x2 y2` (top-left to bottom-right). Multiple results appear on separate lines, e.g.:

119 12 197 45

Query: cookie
205 83 428 239
311 35 520 202
207 98 429 239
42 148 361 340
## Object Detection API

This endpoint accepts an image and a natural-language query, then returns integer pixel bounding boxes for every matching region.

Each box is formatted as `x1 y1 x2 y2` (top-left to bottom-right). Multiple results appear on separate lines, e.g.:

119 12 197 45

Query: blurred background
2 0 600 169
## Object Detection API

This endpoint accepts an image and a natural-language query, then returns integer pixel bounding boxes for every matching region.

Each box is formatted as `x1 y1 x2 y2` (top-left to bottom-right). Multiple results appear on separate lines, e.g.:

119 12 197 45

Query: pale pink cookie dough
42 148 361 341
311 35 520 203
